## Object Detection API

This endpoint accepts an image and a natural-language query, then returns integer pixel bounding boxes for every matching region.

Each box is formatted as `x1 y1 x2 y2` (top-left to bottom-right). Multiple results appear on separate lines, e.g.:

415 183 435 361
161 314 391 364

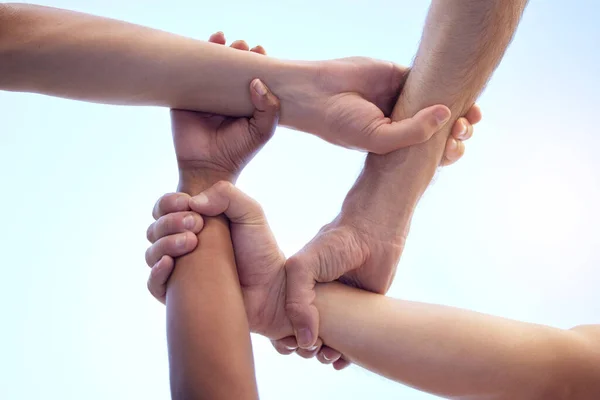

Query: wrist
177 168 234 196
266 59 321 132
338 155 421 240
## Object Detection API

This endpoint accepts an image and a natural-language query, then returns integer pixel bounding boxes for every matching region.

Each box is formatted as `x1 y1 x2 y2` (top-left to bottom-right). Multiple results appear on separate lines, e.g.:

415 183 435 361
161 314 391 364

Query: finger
248 79 280 146
317 345 342 365
284 254 320 350
295 338 322 359
250 45 266 55
333 357 352 371
440 137 465 167
147 255 174 305
285 228 365 349
465 104 482 125
189 181 265 225
152 193 192 220
366 105 451 154
145 231 198 267
271 337 298 356
147 211 204 243
450 118 473 141
208 31 226 45
230 40 250 51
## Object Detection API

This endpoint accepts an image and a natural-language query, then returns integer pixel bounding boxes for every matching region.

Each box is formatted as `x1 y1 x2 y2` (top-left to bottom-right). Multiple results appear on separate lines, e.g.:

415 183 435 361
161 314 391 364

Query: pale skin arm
314 283 600 400
0 3 291 117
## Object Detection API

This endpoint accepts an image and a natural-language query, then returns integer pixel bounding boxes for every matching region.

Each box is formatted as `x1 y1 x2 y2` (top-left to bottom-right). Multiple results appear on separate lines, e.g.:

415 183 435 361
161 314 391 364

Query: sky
0 0 599 399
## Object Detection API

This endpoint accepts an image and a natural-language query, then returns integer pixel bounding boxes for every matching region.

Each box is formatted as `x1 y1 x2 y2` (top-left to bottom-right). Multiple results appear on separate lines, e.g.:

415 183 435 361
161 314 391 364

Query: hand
146 184 348 365
281 57 482 155
173 31 276 188
279 108 482 350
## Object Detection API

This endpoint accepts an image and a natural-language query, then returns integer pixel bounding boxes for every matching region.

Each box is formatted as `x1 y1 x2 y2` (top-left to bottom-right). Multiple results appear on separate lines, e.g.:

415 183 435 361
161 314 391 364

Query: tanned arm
166 174 258 400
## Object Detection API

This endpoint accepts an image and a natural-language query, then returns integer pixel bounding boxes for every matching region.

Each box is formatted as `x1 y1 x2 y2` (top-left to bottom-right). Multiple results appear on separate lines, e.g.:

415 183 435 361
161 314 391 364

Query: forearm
315 283 600 400
0 3 313 118
165 175 258 400
342 0 528 231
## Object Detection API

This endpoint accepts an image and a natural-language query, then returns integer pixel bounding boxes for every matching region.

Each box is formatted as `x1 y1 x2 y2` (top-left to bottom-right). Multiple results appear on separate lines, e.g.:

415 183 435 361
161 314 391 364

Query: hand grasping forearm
342 0 529 236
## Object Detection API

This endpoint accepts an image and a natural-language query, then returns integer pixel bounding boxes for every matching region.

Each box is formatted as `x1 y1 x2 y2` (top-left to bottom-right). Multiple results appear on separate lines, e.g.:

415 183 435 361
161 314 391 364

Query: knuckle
415 124 430 142
144 246 154 267
146 223 155 242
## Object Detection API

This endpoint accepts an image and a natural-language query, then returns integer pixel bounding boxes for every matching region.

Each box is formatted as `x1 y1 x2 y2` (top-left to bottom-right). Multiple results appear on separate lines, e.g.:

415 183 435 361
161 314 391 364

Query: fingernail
191 193 209 207
183 215 195 230
434 108 451 126
253 79 268 96
296 328 313 349
175 234 187 248
284 345 297 351
307 345 319 352
322 353 332 361
458 121 468 137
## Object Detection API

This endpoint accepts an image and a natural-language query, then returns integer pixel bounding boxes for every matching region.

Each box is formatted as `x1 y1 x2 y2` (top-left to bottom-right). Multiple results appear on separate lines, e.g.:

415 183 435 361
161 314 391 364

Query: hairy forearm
165 175 258 400
0 3 313 119
314 283 600 400
342 0 528 231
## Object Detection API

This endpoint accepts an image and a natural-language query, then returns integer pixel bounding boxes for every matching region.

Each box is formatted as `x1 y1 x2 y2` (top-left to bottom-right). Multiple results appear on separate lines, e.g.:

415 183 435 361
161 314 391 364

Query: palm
321 57 407 114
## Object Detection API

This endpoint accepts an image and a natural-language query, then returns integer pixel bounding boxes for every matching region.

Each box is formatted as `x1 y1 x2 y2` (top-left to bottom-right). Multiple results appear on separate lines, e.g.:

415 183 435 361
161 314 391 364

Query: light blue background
0 1 598 399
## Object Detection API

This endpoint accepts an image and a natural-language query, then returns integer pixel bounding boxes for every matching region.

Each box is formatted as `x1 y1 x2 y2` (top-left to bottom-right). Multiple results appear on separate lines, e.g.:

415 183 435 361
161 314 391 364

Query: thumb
189 181 265 225
285 227 366 349
248 79 280 146
366 105 451 154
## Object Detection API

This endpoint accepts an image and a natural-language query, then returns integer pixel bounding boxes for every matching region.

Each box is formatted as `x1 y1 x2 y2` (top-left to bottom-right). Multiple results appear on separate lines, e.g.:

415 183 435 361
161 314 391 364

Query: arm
165 176 258 400
342 0 529 234
314 283 600 400
0 3 295 117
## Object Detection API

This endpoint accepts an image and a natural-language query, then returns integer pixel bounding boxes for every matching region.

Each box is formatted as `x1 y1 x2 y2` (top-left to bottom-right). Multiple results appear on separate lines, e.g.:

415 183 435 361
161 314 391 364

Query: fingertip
452 118 474 141
230 39 249 51
442 137 465 166
295 327 315 350
152 256 174 280
250 79 280 113
208 31 226 45
318 346 341 365
271 337 298 355
251 78 269 97
466 104 483 125
430 104 452 127
333 358 351 370
182 231 199 250
250 45 267 55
